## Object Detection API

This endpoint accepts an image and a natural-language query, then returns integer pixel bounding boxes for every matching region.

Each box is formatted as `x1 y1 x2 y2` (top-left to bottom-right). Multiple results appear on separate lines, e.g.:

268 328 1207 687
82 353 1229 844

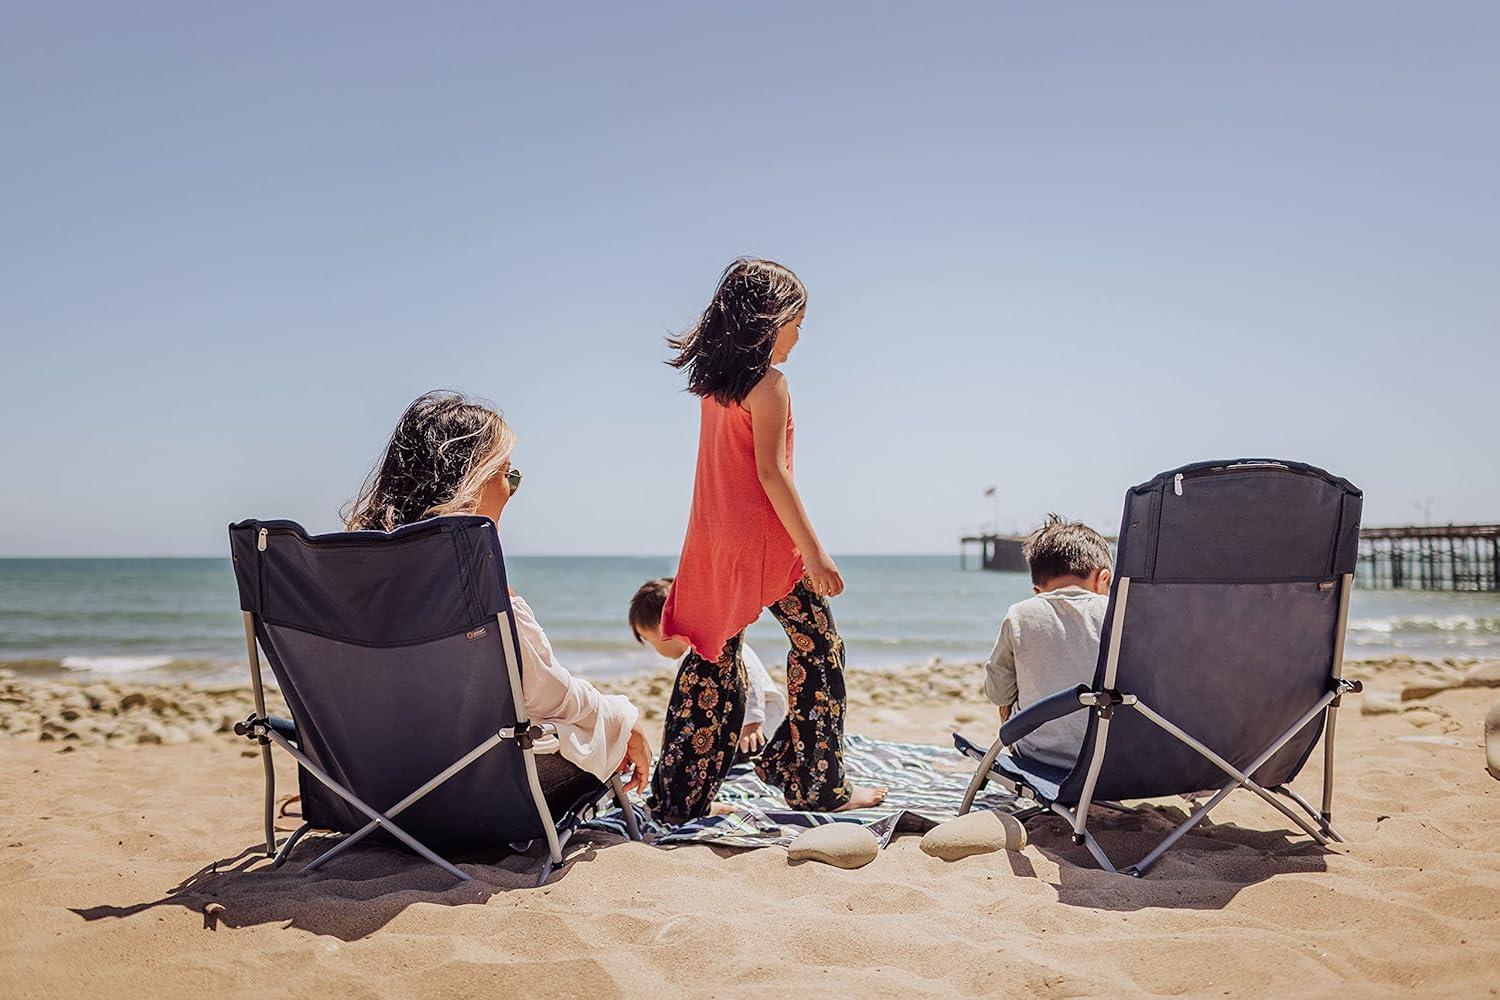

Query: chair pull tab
257 528 268 551
1173 473 1184 496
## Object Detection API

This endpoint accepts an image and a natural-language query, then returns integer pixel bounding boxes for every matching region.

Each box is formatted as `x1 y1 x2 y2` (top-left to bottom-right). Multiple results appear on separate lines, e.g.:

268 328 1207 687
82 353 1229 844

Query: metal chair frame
236 609 641 886
959 573 1359 877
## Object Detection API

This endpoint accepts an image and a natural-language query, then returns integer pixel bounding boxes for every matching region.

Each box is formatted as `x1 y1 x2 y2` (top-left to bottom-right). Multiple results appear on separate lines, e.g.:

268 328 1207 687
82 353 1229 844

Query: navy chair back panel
1054 461 1362 806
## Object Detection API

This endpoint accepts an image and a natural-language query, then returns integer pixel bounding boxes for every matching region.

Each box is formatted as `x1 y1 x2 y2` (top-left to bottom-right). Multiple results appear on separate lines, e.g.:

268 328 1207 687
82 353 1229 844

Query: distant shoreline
3 654 1494 750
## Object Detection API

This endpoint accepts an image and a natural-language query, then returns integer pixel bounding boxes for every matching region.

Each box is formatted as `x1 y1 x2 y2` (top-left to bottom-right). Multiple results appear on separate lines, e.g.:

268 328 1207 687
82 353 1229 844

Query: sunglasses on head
505 468 522 494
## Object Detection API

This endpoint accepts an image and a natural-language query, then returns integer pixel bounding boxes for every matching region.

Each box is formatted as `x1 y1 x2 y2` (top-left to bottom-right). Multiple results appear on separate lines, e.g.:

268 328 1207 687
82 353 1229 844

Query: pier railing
964 524 1500 591
1357 524 1500 592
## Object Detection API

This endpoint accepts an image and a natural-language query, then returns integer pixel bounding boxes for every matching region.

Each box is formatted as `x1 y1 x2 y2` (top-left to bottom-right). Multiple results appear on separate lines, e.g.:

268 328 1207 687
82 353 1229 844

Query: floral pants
648 579 851 825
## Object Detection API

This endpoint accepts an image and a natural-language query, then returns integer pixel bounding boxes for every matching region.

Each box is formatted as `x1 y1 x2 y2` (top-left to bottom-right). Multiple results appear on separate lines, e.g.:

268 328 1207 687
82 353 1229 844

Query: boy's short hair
628 577 674 641
1023 514 1112 587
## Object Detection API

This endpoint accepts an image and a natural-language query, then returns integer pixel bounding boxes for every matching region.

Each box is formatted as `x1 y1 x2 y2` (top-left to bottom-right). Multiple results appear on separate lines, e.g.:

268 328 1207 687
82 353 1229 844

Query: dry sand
2 657 1498 998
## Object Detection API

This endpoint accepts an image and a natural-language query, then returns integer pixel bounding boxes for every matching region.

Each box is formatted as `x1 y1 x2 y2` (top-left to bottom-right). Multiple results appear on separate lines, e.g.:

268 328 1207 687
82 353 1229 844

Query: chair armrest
999 685 1090 746
266 716 297 742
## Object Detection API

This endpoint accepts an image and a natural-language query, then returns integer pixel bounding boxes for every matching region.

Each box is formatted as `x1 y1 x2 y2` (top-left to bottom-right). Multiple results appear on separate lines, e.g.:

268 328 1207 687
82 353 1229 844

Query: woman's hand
618 719 653 795
805 549 844 597
737 721 766 755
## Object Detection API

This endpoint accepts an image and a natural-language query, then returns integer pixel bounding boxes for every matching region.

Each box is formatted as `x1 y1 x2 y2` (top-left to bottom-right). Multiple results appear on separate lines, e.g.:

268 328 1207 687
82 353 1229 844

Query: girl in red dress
649 258 887 824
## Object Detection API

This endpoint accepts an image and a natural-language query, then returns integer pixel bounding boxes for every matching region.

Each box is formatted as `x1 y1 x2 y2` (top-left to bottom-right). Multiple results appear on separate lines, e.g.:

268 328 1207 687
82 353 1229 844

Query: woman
344 390 652 811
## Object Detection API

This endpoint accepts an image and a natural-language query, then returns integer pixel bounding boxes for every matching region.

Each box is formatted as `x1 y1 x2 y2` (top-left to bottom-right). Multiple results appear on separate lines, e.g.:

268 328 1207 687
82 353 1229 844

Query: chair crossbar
1119 691 1341 875
1127 696 1336 849
1272 783 1345 842
956 688 1348 877
304 729 509 873
263 730 470 881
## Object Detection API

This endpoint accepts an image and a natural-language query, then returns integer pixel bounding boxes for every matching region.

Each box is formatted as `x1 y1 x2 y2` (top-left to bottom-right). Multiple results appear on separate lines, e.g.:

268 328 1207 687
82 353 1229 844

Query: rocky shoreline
3 655 1496 751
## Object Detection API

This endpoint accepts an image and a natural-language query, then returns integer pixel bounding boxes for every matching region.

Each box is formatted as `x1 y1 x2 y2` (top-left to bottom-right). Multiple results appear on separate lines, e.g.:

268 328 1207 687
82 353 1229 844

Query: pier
959 533 1028 572
1357 524 1500 592
963 523 1500 592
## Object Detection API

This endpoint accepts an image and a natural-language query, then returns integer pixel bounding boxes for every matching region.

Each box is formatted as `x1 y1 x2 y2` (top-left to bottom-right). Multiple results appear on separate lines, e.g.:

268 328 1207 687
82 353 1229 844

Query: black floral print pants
648 579 851 825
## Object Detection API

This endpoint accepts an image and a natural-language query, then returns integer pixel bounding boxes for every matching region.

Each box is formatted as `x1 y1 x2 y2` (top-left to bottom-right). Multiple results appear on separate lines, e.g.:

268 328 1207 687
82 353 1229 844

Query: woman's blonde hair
343 390 516 532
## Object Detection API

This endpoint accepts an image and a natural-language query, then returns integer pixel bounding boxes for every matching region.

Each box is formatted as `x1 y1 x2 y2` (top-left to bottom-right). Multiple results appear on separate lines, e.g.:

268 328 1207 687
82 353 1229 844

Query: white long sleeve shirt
511 596 640 782
984 586 1107 770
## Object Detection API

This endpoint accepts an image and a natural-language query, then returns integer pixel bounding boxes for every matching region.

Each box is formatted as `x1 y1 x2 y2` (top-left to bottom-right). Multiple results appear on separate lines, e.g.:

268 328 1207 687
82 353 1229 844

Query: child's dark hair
667 258 807 406
1023 514 1113 587
628 577 674 641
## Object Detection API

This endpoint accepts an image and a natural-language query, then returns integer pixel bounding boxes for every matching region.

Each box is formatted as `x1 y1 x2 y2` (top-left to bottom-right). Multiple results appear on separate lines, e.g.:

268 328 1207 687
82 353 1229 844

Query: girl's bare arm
745 371 844 596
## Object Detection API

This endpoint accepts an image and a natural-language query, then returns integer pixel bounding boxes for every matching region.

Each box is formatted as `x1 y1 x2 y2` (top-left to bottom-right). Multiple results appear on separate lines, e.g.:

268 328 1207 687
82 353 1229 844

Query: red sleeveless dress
661 394 805 661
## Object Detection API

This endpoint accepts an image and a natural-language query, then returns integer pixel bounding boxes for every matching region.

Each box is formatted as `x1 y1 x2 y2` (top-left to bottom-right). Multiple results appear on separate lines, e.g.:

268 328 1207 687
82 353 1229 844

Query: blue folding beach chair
956 460 1364 876
226 515 639 885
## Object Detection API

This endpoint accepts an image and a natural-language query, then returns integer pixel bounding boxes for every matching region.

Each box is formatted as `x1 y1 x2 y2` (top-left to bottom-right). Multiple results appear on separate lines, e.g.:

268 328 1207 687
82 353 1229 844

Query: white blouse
510 595 640 782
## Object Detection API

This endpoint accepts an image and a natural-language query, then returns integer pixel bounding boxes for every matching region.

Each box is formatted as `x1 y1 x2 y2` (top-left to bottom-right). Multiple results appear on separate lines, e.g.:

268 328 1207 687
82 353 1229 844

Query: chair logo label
466 626 488 640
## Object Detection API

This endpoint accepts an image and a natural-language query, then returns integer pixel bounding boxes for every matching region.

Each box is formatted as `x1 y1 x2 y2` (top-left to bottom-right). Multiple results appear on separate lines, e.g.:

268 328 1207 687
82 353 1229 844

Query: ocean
2 556 1498 686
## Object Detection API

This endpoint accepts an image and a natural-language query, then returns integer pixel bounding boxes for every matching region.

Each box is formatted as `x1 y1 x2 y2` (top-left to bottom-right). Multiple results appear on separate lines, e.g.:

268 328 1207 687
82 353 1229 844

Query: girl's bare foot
835 785 888 811
710 801 739 817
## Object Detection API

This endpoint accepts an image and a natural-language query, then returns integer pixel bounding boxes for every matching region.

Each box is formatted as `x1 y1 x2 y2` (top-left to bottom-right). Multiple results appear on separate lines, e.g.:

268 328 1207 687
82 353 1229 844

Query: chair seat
953 733 1072 803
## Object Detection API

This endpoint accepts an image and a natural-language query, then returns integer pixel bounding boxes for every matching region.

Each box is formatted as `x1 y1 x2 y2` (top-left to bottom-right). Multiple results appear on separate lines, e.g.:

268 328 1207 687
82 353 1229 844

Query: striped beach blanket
584 733 1039 850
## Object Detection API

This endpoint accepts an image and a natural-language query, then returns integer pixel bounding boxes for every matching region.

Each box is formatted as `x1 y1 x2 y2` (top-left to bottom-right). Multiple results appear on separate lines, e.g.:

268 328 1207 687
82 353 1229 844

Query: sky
1 2 1496 557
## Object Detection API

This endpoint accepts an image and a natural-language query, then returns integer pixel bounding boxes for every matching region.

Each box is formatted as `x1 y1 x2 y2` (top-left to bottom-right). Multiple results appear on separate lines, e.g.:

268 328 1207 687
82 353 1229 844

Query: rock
787 824 879 869
1401 682 1458 702
1404 709 1441 729
1487 700 1500 781
1361 691 1404 715
120 692 147 712
162 725 190 745
136 719 166 745
1463 661 1500 690
920 810 1028 861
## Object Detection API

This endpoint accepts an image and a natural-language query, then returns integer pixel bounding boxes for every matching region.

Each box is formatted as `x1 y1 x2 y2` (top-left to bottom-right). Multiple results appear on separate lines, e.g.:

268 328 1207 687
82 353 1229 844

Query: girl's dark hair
343 390 515 532
667 258 807 405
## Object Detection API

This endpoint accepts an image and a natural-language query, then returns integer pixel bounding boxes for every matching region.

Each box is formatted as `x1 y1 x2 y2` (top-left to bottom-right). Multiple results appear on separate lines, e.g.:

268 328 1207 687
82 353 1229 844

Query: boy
984 515 1113 770
629 577 786 754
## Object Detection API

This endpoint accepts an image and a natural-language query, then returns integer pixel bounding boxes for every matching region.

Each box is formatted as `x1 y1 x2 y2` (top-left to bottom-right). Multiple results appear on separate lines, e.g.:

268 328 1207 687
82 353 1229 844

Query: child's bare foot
835 785 887 811
710 801 739 817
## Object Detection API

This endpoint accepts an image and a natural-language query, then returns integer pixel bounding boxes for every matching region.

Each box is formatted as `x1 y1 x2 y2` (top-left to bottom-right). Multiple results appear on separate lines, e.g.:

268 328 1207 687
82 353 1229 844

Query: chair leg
961 736 1006 815
1273 784 1346 843
270 822 312 868
610 774 642 841
259 744 278 856
537 824 578 886
1049 803 1118 873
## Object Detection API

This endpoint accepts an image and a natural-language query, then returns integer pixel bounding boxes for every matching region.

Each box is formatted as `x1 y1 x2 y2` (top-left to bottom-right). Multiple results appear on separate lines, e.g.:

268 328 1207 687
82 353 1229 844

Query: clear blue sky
2 2 1496 556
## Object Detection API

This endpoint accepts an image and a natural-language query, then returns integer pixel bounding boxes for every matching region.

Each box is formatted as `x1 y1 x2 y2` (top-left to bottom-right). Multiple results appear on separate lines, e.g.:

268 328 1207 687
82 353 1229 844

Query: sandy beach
2 656 1498 998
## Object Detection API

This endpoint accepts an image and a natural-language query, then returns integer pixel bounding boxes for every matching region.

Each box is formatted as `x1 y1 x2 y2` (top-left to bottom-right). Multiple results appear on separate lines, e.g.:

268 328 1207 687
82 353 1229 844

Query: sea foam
59 655 175 674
